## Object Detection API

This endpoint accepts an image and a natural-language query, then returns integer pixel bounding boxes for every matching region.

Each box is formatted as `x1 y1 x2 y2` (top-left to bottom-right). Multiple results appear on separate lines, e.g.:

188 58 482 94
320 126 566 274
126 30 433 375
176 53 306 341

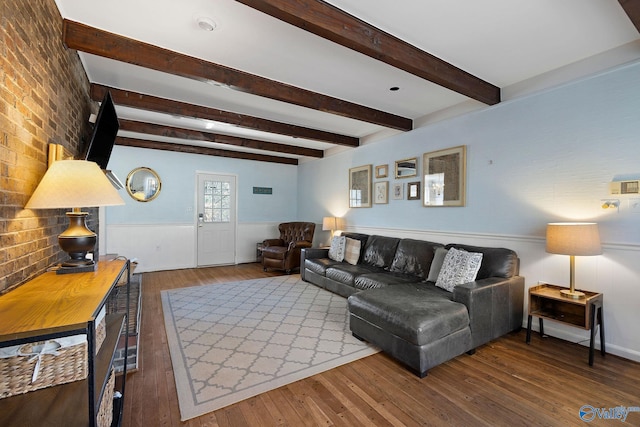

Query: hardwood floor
121 264 640 426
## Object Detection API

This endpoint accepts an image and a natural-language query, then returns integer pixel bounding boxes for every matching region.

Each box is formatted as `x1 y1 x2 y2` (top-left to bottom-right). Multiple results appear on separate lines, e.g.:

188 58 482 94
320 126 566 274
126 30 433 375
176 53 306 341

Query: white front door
196 173 236 266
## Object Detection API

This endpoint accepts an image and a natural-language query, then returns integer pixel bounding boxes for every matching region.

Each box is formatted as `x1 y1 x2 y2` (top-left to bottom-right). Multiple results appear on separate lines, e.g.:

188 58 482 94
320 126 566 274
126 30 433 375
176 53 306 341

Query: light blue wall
105 60 640 246
298 60 640 245
106 146 298 224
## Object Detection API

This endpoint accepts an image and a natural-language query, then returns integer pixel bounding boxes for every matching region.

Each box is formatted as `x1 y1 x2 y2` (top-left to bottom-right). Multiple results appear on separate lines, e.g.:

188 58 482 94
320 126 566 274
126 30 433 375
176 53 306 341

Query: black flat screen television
84 91 119 170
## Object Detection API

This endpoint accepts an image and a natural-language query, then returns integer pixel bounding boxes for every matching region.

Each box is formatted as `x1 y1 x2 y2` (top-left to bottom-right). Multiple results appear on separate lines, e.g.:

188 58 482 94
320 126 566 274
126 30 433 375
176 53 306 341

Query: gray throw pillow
427 247 448 282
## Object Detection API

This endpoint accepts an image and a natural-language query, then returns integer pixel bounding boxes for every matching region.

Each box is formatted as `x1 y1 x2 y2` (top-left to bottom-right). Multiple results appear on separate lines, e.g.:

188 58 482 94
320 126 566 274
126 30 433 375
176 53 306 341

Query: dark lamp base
61 258 95 267
57 211 97 274
56 263 97 275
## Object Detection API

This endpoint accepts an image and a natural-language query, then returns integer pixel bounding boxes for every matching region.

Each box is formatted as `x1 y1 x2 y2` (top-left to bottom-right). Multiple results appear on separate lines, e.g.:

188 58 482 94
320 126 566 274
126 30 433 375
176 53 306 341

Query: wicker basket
0 338 87 399
97 369 115 427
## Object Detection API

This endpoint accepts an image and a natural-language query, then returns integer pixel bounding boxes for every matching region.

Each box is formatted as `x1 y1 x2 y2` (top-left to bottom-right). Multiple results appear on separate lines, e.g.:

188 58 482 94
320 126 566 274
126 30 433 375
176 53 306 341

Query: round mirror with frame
126 167 161 202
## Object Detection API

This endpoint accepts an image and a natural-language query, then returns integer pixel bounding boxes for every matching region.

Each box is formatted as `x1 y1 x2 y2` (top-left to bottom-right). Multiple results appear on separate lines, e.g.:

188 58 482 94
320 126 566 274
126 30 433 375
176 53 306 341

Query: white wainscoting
106 224 196 273
236 222 280 264
344 226 640 363
106 222 287 271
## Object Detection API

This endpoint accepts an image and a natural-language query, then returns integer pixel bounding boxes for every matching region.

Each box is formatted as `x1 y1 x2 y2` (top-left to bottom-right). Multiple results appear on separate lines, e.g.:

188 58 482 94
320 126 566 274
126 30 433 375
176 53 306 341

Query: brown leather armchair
262 222 316 274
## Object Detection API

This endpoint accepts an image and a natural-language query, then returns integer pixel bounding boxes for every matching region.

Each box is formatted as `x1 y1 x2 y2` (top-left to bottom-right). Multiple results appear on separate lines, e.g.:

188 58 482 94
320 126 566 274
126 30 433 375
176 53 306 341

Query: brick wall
0 0 95 292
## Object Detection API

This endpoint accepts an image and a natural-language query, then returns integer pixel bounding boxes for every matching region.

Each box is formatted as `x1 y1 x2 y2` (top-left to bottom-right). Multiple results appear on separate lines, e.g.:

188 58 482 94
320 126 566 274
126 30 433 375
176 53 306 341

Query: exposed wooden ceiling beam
619 0 640 33
92 84 358 147
64 19 412 131
119 120 323 158
235 0 500 106
116 136 298 165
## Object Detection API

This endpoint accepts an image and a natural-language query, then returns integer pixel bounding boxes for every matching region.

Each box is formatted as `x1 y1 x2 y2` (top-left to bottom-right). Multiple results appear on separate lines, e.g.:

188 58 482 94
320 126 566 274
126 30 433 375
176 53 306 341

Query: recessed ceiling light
389 86 400 91
197 17 217 32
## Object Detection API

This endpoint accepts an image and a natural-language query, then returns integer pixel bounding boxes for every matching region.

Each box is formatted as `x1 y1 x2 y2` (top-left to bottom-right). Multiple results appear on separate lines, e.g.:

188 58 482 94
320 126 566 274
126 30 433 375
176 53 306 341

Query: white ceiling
54 0 640 162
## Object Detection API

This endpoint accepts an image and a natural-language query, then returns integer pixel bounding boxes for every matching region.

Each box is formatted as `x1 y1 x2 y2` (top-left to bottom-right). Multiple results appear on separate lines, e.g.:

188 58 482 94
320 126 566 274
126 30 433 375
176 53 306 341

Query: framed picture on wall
392 182 403 200
423 145 466 207
407 181 420 200
349 164 372 208
374 181 388 204
375 164 388 178
395 157 418 179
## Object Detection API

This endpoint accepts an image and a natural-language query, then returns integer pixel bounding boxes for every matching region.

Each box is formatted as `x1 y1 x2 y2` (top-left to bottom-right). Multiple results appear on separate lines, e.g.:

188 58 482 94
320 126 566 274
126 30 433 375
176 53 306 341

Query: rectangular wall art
349 164 372 208
423 145 466 207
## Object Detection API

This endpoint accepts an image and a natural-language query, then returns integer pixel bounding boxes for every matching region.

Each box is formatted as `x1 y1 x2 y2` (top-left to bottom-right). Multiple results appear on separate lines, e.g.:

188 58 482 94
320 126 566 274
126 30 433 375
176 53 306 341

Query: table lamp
322 216 338 243
546 222 602 299
25 160 125 273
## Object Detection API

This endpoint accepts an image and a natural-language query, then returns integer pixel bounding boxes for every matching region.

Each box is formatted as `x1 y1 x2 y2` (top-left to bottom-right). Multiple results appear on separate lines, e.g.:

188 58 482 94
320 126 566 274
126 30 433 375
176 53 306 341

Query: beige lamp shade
546 222 602 256
25 160 124 209
322 216 337 231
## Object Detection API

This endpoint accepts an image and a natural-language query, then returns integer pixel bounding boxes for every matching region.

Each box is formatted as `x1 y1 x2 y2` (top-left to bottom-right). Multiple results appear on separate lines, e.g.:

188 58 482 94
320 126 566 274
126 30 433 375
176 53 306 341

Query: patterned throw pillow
343 237 362 265
328 236 346 261
435 247 483 292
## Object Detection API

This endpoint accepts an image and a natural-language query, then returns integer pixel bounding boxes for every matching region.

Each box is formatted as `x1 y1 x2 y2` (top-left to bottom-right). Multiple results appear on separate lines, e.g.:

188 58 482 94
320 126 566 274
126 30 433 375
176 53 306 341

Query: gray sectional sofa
301 232 524 377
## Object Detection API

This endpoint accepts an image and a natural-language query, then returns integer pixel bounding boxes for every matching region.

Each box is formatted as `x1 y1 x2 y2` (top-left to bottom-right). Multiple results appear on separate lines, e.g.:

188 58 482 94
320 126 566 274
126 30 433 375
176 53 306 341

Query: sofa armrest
301 247 329 260
453 275 525 348
263 238 285 247
289 240 313 250
300 248 329 281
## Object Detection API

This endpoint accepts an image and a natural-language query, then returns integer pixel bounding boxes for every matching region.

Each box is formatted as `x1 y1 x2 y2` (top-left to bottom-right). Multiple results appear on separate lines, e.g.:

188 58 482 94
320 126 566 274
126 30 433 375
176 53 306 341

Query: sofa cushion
427 247 448 282
354 272 419 290
344 237 362 265
325 264 380 286
362 235 400 269
435 248 483 292
445 244 519 279
305 258 343 276
348 283 469 346
389 239 440 279
328 236 346 261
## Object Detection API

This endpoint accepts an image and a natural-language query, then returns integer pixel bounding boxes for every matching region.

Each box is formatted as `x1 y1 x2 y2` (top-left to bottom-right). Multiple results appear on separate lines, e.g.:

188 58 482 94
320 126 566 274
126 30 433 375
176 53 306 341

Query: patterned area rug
161 275 379 421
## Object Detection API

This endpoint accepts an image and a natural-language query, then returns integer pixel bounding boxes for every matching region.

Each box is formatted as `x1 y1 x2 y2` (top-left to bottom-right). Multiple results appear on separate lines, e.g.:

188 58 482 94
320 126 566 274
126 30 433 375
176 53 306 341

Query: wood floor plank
260 387 308 426
257 391 292 426
285 379 341 426
350 355 484 426
121 264 640 427
237 395 278 426
317 369 405 427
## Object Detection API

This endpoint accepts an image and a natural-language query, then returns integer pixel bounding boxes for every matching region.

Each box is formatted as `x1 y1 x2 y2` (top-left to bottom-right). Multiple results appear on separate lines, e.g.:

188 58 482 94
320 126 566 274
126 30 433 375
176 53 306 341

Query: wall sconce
601 199 619 210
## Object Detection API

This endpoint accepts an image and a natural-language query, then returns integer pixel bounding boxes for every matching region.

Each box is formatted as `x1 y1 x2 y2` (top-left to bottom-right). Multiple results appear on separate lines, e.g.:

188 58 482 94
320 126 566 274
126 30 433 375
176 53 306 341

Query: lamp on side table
322 216 337 245
25 160 124 274
545 222 602 299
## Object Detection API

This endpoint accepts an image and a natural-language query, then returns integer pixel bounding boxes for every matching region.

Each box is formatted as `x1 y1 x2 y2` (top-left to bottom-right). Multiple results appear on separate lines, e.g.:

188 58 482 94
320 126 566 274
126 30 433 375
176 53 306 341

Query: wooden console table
526 283 604 366
0 258 131 426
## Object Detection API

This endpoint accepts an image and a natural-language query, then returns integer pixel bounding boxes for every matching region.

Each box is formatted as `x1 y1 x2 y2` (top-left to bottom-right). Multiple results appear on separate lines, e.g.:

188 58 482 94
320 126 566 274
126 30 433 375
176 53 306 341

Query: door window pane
202 180 231 223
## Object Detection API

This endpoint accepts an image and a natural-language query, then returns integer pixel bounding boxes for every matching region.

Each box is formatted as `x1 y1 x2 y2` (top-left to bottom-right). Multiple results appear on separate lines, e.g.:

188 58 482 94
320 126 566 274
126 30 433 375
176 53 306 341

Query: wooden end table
526 283 605 366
